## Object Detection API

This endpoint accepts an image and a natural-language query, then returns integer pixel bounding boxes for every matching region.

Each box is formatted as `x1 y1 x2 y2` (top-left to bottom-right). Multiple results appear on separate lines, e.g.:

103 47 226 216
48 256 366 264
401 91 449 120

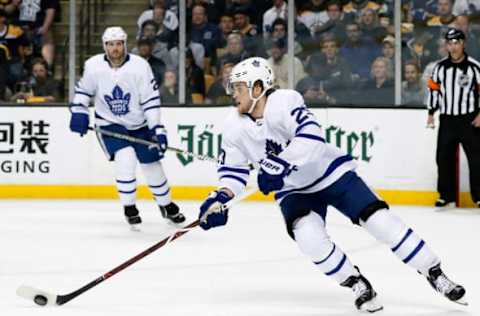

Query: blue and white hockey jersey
217 89 357 201
70 54 162 130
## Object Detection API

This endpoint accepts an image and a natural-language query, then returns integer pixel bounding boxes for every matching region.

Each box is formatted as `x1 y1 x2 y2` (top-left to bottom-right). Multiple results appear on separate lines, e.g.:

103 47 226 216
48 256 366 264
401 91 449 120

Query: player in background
69 26 185 228
198 57 466 312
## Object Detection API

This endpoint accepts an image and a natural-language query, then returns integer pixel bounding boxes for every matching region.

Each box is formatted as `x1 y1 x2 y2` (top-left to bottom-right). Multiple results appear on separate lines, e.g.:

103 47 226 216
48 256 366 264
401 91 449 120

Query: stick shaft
88 126 219 163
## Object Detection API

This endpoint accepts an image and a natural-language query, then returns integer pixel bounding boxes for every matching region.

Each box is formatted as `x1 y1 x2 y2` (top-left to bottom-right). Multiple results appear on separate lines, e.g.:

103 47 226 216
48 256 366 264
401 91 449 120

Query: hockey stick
16 187 258 307
88 126 219 163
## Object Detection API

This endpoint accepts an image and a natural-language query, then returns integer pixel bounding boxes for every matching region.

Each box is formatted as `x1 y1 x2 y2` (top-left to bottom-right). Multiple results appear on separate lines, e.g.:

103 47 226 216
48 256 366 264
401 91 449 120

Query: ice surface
1 200 478 316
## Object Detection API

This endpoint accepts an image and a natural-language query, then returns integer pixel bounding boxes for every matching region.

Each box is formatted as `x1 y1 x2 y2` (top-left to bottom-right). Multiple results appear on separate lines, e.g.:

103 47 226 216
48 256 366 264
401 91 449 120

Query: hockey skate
159 202 186 224
426 264 467 305
124 205 142 231
341 268 383 313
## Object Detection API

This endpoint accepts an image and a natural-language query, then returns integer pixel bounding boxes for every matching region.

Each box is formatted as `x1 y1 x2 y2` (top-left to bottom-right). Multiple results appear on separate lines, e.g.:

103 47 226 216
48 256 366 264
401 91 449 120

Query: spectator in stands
402 60 424 106
206 61 234 104
267 38 306 89
133 20 174 68
136 37 166 86
0 47 7 100
232 6 264 56
361 56 394 106
422 38 448 102
340 22 381 81
454 15 480 58
160 69 177 104
382 35 395 61
453 0 480 16
296 73 336 105
410 0 437 24
297 0 329 36
267 18 303 55
307 34 352 103
150 4 178 49
263 0 287 37
216 12 234 59
343 0 383 21
359 8 387 43
137 0 178 36
170 33 205 70
17 0 58 68
313 0 349 45
0 9 29 85
427 0 456 27
191 3 221 72
186 48 205 103
216 31 251 71
0 0 20 21
11 57 59 102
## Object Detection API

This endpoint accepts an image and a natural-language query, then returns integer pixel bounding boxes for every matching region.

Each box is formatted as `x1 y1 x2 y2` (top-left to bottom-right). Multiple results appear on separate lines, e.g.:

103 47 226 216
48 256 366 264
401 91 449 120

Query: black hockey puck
34 294 48 306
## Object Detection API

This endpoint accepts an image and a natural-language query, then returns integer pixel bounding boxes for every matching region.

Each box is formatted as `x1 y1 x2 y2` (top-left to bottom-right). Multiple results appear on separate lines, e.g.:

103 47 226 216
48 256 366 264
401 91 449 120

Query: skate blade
452 297 468 306
359 297 384 313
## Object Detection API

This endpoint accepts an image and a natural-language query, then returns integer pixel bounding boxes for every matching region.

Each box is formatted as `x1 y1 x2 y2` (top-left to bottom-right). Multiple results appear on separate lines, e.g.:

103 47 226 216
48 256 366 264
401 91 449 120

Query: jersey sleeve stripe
295 133 325 142
140 95 160 106
144 105 162 112
295 121 321 135
218 166 250 175
220 174 248 186
75 90 93 97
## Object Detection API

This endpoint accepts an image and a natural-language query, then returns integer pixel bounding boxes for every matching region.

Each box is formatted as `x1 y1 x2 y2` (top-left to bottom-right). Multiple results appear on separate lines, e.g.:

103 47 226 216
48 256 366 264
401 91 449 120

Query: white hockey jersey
70 54 162 131
218 89 357 201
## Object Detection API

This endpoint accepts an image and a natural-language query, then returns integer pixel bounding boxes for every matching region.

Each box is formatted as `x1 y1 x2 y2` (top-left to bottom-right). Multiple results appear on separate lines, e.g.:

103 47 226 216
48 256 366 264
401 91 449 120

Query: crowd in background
131 0 480 106
0 0 61 102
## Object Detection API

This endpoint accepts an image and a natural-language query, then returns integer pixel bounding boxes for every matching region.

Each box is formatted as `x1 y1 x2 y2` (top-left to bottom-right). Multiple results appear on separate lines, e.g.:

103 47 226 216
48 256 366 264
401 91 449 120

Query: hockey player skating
69 26 185 228
198 57 466 312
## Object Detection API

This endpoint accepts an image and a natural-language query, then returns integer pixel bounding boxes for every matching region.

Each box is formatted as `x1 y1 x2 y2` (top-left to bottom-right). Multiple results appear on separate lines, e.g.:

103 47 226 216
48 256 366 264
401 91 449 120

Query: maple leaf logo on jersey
265 139 283 155
104 85 131 116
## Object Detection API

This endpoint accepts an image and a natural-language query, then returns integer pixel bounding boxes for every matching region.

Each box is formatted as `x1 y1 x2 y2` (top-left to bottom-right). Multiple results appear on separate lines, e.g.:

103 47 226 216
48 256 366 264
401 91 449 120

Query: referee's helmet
445 28 466 42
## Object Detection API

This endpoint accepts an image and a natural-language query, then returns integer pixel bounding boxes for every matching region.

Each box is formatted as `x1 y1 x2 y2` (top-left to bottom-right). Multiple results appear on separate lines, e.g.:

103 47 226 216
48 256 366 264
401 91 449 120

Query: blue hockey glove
198 190 233 230
257 154 294 195
152 125 168 158
69 112 89 136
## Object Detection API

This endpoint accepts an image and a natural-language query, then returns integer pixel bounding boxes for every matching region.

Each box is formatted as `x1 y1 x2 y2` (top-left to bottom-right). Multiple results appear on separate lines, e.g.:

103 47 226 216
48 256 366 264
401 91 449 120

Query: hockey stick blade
17 188 257 307
17 285 59 306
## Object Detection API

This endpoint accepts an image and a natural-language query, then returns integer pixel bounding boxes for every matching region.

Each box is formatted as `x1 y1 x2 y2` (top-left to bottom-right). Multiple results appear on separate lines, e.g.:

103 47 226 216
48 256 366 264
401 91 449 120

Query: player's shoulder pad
265 89 305 114
128 54 151 68
84 54 106 69
222 108 246 143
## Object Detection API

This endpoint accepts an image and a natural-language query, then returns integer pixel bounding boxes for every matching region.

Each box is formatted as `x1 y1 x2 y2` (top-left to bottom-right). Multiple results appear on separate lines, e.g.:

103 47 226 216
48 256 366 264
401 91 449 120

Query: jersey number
150 78 159 91
291 106 313 125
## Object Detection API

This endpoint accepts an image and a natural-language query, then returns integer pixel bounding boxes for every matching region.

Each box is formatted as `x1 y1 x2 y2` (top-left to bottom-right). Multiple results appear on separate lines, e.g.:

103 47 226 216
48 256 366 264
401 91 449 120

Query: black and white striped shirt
428 54 480 115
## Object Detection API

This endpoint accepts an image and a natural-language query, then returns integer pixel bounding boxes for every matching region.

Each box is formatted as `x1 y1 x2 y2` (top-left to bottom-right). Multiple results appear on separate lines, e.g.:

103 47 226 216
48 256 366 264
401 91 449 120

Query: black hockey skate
124 205 142 230
341 268 383 313
427 264 467 305
159 202 186 224
434 198 455 207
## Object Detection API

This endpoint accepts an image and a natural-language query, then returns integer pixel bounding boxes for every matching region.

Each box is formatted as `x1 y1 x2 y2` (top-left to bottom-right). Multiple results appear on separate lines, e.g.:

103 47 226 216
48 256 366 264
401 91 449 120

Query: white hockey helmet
228 57 275 113
102 26 128 53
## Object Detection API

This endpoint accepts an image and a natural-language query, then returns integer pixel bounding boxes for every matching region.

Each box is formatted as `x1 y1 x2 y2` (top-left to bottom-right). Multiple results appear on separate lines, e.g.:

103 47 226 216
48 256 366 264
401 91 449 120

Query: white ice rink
1 200 479 316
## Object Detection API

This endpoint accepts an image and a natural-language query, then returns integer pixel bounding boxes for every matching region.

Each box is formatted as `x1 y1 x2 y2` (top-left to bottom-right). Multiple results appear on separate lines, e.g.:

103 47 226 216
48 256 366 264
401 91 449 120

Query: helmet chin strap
247 87 267 114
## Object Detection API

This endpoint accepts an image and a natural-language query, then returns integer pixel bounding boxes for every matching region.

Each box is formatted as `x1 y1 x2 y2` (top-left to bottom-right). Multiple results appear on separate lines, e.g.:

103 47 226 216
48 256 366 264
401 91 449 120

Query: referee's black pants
436 113 480 203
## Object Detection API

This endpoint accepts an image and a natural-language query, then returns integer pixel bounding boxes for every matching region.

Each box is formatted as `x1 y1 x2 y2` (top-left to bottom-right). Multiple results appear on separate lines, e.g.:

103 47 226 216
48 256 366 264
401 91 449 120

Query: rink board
0 106 474 206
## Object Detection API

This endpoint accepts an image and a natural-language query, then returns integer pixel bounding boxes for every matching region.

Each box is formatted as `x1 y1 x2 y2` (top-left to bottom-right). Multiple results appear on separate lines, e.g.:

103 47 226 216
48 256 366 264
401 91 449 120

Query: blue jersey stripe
119 189 136 194
295 133 325 142
275 155 354 199
116 179 136 184
391 228 413 252
153 188 170 197
314 244 336 265
220 174 248 186
218 166 250 175
295 121 321 135
140 96 160 106
144 105 162 112
403 240 425 263
75 90 93 97
150 180 168 188
325 254 347 276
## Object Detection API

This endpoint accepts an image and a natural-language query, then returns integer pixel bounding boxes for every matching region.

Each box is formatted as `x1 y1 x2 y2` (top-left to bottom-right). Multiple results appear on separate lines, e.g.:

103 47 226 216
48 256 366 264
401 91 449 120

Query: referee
427 28 480 208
